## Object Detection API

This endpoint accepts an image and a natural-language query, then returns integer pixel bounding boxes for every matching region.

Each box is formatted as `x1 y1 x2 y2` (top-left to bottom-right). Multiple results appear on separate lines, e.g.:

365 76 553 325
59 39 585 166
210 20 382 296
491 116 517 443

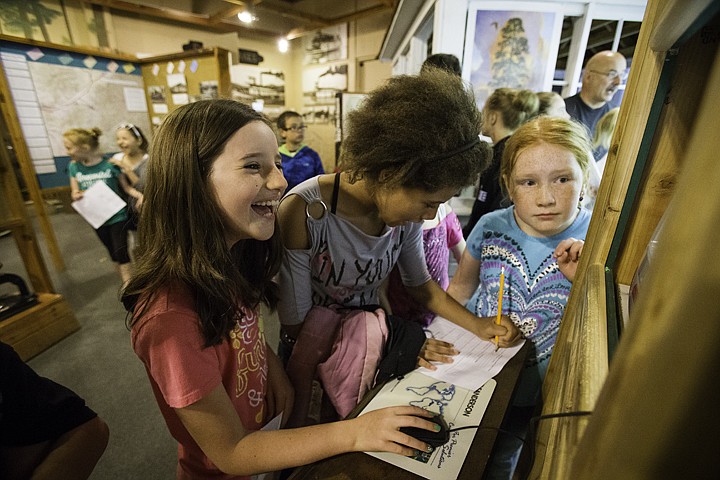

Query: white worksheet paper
421 316 525 391
361 370 496 480
71 181 126 229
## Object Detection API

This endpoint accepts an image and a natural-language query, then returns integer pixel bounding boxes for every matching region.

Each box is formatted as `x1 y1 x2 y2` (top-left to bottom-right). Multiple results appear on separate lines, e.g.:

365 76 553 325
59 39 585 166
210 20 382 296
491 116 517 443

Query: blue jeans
483 405 536 480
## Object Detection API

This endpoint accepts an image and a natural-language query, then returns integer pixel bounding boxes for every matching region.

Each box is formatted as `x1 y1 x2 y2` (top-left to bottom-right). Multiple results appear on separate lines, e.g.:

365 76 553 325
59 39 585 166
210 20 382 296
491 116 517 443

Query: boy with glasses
564 50 627 161
278 111 324 192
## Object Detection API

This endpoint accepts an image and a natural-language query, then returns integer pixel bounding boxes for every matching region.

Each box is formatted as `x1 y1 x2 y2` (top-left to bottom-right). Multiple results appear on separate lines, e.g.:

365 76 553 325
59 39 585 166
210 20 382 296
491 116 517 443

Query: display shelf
0 293 80 361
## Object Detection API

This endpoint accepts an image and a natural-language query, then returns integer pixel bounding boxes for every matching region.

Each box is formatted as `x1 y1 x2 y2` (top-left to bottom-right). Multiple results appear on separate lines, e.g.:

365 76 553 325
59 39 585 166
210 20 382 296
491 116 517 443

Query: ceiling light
238 11 254 24
278 38 289 53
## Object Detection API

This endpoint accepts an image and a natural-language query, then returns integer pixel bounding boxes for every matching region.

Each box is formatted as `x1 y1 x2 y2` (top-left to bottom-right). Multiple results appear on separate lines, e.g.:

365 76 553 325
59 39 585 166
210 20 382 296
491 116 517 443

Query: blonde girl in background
111 123 149 232
583 107 620 210
65 127 133 285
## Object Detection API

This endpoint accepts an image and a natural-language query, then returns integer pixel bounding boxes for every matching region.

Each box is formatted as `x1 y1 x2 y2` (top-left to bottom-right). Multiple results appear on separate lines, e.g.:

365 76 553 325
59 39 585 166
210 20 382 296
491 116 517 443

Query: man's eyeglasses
588 69 628 82
283 125 307 132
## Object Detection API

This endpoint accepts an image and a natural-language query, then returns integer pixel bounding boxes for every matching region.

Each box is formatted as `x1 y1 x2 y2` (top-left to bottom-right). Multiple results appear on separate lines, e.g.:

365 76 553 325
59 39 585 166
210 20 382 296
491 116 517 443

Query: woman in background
537 91 570 119
463 88 539 237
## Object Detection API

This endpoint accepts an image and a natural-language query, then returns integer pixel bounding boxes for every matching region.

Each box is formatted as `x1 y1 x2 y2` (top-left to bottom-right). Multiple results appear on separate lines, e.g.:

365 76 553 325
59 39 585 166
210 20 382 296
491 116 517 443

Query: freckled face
507 142 583 237
376 185 458 226
209 121 287 247
116 129 142 155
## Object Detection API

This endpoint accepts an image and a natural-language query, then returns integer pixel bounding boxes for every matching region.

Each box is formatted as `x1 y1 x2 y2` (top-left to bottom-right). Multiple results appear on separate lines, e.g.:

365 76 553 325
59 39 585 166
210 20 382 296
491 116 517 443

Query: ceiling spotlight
238 11 254 24
278 38 289 53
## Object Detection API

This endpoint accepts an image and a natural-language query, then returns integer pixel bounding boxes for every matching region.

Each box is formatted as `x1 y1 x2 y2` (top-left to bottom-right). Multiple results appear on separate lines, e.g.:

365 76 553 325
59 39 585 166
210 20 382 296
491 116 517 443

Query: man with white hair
565 50 627 160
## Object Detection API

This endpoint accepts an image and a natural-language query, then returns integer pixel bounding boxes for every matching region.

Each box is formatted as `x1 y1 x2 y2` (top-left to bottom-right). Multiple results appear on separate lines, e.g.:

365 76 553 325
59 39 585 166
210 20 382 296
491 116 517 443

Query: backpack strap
331 172 340 214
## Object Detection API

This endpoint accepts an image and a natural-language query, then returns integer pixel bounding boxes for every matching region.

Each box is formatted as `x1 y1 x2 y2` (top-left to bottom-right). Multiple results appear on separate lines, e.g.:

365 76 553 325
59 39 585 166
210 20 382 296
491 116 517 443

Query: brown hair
485 88 539 131
421 53 461 76
277 110 302 130
340 67 491 194
122 100 282 347
501 116 592 194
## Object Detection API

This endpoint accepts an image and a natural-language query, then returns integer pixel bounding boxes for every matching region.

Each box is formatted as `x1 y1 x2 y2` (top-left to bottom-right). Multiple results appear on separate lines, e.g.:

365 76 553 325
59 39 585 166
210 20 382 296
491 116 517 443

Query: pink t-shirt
387 205 464 326
131 284 268 479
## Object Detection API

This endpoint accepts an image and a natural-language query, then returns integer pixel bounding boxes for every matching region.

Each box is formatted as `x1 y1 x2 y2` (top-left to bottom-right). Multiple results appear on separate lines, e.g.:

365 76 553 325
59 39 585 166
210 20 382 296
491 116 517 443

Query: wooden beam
209 6 245 25
254 3 332 27
81 0 276 36
0 33 137 61
286 4 392 40
0 59 65 274
650 0 716 51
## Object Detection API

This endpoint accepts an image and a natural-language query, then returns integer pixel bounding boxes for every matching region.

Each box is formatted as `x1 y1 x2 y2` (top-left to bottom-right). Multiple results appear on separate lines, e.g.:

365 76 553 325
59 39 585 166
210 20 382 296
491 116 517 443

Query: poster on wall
0 41 151 175
463 1 563 109
302 63 347 106
229 64 285 121
303 24 348 65
0 0 73 46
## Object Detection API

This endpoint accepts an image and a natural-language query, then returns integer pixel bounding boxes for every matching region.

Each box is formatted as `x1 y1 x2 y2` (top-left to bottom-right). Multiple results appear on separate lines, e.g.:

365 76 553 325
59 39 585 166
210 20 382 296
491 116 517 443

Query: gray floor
0 209 279 478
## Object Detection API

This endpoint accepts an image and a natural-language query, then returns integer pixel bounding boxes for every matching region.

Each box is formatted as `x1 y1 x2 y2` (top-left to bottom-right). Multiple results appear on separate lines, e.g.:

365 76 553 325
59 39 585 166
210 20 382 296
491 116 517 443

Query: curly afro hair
340 67 491 194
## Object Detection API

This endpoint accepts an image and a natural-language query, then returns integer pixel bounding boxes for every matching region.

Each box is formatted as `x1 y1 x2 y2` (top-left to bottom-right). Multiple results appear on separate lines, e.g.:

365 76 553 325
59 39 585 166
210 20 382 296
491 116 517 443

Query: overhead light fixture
278 37 289 53
237 11 254 24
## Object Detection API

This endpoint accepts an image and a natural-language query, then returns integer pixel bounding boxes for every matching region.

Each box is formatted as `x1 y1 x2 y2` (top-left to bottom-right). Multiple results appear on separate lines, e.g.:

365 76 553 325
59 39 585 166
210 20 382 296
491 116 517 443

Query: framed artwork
229 64 285 120
0 0 72 46
302 63 348 107
303 24 348 65
463 1 563 108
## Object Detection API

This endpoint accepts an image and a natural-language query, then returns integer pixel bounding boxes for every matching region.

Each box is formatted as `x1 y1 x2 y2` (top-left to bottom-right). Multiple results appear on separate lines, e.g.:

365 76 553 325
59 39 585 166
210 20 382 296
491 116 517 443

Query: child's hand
71 190 84 201
480 315 521 348
553 237 584 282
417 338 458 370
265 348 294 427
349 406 437 456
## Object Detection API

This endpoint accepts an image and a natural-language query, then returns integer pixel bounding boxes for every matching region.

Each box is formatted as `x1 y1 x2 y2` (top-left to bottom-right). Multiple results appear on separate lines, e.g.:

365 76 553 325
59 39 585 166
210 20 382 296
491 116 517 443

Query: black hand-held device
400 413 450 448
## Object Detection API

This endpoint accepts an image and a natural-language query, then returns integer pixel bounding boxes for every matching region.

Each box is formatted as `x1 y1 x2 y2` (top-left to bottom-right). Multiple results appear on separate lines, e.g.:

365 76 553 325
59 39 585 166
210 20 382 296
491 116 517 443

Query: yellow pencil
494 266 505 351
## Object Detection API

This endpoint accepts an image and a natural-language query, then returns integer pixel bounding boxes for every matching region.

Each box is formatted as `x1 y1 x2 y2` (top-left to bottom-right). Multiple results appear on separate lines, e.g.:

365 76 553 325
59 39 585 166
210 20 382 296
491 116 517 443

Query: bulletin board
0 35 151 188
140 48 231 129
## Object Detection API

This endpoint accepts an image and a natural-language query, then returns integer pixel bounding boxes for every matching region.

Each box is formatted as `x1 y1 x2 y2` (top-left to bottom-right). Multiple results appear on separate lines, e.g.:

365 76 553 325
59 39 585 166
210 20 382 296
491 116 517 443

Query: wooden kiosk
531 0 720 478
0 83 79 361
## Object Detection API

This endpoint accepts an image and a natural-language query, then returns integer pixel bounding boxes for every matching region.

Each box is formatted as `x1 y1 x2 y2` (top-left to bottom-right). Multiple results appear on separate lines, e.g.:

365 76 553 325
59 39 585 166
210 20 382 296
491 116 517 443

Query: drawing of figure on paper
406 381 456 415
